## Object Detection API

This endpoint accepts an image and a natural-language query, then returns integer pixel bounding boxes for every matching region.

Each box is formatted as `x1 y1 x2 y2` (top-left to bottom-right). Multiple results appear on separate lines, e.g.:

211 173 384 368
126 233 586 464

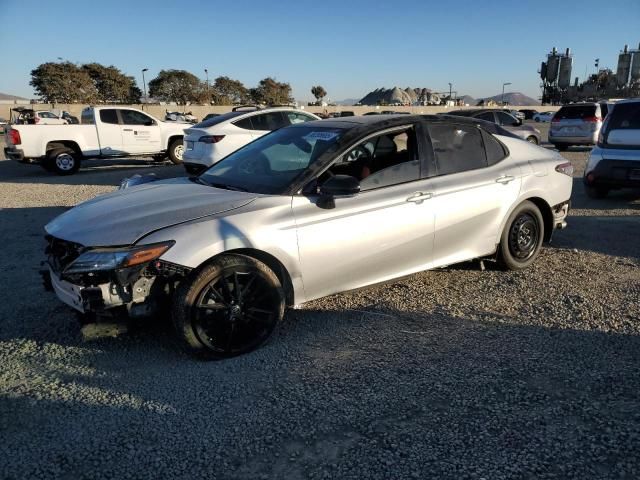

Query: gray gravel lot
1 123 639 479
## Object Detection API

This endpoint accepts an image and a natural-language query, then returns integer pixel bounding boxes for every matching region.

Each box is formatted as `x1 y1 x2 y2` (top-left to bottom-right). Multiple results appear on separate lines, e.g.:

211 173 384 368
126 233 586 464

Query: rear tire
46 147 80 175
585 185 609 199
173 254 285 360
526 136 539 145
498 201 544 271
167 138 184 165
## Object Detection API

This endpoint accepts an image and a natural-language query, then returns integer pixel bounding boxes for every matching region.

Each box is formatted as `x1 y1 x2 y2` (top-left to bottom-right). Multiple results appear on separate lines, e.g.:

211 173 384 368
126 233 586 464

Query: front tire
173 255 285 360
46 147 80 175
526 136 538 145
498 201 544 270
167 138 184 165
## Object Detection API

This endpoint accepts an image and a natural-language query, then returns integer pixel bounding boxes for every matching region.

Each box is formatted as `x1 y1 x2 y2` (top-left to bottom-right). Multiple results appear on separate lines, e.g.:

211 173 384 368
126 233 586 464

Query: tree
30 62 97 103
148 69 205 104
211 76 249 105
250 77 294 105
82 63 141 103
311 85 327 103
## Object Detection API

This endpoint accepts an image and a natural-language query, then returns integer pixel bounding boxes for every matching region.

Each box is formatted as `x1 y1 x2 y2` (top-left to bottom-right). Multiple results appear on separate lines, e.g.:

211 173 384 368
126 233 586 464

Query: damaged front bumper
43 237 190 317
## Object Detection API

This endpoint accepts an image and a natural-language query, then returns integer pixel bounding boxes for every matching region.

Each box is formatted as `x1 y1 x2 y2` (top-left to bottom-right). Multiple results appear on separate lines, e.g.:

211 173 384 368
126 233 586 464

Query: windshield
199 125 344 194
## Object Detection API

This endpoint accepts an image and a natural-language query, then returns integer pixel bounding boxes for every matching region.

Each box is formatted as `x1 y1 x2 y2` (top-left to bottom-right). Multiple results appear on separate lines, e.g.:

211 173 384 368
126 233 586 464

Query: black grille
45 236 85 273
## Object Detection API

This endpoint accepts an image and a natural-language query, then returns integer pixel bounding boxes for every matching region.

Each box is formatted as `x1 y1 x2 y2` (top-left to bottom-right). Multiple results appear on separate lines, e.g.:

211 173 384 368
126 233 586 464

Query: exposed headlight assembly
64 241 174 274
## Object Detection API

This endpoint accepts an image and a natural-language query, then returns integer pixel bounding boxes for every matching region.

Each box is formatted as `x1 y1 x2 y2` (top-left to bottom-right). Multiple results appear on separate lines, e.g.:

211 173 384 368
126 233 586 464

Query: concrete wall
0 103 561 122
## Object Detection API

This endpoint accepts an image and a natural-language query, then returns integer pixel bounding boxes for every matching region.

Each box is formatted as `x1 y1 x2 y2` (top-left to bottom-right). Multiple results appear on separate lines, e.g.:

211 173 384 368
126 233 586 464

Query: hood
45 177 256 246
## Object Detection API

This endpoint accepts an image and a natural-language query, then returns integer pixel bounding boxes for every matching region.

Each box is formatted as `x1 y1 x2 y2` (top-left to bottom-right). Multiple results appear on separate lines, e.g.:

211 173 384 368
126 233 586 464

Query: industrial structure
540 43 640 104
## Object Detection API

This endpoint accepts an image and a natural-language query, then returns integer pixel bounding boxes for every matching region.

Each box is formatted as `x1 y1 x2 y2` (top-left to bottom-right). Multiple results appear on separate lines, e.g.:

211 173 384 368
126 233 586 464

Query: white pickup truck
4 106 187 175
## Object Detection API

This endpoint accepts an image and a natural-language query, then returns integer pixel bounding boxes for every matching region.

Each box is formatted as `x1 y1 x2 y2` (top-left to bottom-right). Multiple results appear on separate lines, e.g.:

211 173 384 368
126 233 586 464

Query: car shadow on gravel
0 158 186 187
570 178 640 212
2 306 640 479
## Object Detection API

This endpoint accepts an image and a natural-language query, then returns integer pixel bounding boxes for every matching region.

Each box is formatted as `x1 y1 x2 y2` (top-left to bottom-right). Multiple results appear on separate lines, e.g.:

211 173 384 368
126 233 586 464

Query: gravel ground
1 124 639 479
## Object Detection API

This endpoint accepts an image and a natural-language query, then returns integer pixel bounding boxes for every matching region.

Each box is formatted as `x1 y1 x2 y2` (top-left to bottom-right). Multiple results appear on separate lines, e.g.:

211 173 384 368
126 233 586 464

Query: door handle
122 128 133 132
406 192 433 203
495 175 515 184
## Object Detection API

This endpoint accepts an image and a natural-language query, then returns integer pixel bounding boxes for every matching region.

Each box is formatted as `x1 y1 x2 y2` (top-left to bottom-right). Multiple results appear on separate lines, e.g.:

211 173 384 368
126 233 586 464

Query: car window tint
606 102 640 130
428 124 487 175
496 112 517 126
286 112 316 125
476 112 495 122
99 109 119 125
81 110 94 125
555 105 597 119
233 117 254 130
251 112 288 131
120 110 153 125
482 130 507 166
324 127 420 191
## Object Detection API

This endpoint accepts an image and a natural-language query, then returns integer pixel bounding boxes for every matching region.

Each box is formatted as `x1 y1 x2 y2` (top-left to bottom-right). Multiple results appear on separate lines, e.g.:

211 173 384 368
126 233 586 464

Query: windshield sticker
303 131 339 141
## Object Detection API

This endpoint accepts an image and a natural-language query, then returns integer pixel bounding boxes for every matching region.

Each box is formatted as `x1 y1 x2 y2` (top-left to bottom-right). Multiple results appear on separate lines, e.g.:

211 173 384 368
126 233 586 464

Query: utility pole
204 68 209 104
142 68 149 105
448 83 452 104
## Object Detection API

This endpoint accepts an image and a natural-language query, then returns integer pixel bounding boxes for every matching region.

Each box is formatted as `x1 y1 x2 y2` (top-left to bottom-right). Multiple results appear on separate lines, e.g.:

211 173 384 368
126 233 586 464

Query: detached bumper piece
585 159 640 189
552 201 570 230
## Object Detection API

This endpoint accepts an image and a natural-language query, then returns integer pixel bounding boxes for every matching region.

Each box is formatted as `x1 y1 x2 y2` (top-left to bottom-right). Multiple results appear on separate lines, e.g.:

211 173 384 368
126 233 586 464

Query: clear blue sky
1 0 639 102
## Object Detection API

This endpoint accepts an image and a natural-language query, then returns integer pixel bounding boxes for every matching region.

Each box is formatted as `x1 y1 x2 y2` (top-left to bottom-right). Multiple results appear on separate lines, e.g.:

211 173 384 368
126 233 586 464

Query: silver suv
584 99 640 198
549 103 607 150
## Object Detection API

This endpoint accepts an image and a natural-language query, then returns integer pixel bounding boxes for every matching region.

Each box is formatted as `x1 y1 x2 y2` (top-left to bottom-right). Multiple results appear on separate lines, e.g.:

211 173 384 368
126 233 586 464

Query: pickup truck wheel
173 254 285 360
168 139 184 165
48 148 80 175
498 201 544 271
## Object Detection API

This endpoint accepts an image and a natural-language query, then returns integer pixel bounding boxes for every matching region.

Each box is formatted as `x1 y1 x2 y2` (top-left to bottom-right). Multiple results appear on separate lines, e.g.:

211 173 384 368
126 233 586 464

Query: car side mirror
317 175 360 209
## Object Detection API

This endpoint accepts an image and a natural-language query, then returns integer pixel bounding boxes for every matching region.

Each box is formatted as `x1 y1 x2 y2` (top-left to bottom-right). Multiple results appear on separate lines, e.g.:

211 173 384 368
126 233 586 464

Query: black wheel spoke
239 273 257 302
233 272 241 302
206 285 228 306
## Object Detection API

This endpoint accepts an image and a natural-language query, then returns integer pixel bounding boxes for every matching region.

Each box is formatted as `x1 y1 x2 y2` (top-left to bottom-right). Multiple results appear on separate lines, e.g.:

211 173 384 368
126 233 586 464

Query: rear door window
482 130 508 165
120 110 154 125
233 117 254 130
555 105 597 120
606 103 640 130
99 109 119 125
476 112 495 123
496 112 518 126
428 124 487 175
251 112 288 131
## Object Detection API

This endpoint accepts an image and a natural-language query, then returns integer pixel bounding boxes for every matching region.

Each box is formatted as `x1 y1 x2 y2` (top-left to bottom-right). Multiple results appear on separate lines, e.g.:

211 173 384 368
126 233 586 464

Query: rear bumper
584 159 640 188
4 147 25 161
549 133 597 145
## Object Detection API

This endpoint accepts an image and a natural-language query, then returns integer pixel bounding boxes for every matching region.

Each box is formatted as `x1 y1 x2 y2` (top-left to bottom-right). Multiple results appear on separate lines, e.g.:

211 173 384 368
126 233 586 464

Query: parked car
182 107 320 174
165 110 198 124
0 117 7 133
519 109 539 120
3 107 186 175
549 103 605 150
11 108 69 125
61 111 79 124
533 111 555 123
506 109 525 121
42 114 572 359
448 109 542 144
583 98 640 198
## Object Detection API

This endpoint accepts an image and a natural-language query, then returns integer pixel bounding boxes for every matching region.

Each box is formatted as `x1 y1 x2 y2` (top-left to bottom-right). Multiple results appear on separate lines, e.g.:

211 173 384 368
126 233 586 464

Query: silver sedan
43 115 573 359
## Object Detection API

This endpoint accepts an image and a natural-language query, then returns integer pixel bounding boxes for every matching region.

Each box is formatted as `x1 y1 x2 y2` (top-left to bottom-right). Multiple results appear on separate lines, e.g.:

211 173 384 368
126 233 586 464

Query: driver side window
120 110 154 126
323 126 420 191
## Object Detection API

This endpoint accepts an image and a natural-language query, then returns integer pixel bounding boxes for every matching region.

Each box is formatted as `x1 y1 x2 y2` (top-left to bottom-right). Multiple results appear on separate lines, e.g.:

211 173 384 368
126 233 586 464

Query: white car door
118 109 162 154
293 125 436 302
426 123 522 267
95 109 124 155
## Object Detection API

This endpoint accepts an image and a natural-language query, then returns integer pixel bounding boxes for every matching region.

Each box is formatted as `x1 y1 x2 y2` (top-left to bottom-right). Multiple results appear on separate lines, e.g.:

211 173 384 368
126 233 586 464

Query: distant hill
458 95 476 105
0 92 28 101
479 92 539 106
334 98 360 106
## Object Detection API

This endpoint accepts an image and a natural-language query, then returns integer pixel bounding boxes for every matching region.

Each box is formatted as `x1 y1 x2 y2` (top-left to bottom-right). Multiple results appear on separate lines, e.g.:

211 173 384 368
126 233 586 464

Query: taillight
9 129 21 145
583 116 601 123
198 135 225 144
555 162 574 176
551 116 560 122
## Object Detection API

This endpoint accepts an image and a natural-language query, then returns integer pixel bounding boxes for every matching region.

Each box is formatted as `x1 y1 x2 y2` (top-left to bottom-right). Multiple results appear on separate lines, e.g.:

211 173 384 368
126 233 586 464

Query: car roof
609 97 640 105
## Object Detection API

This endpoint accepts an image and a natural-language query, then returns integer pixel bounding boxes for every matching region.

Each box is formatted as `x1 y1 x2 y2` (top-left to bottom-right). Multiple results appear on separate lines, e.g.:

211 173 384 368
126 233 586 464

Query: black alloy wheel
508 212 539 261
174 255 284 359
498 200 544 270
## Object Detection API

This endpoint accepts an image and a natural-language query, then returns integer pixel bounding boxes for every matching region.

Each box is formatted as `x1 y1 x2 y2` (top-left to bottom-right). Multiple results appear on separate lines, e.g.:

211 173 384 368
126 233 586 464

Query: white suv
182 107 320 174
